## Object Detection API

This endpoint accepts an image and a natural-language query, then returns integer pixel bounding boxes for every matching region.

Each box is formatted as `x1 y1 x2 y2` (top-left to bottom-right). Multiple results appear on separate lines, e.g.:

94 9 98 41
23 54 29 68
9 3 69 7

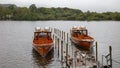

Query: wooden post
64 32 65 41
62 31 63 39
55 36 57 49
58 38 59 58
66 43 68 67
95 42 99 68
67 33 68 43
96 42 98 62
61 40 63 61
60 30 61 37
109 46 112 68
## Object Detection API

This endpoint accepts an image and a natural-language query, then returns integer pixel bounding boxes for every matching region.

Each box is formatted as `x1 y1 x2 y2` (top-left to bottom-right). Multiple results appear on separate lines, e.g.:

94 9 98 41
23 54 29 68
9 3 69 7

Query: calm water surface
0 21 120 68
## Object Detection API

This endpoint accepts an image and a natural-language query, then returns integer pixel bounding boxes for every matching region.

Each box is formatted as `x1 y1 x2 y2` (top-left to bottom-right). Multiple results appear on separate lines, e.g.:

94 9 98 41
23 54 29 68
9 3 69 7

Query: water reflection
32 48 54 68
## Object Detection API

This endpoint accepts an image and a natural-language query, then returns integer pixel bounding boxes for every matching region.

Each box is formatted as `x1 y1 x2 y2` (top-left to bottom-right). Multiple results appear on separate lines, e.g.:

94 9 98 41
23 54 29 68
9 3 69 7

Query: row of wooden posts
53 28 70 68
50 27 112 68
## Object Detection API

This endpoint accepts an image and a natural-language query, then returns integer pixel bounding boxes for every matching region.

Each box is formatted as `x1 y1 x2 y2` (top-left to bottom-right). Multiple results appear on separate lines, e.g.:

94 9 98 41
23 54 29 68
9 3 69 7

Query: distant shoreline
0 20 118 22
0 4 120 21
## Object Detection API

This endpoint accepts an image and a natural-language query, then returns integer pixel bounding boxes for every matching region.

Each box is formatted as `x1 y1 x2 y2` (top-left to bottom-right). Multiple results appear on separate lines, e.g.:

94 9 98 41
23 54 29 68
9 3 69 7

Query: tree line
0 4 120 21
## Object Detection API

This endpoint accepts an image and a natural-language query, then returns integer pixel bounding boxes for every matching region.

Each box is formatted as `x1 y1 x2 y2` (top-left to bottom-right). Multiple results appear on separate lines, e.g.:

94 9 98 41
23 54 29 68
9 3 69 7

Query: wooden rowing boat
70 26 94 50
33 27 54 57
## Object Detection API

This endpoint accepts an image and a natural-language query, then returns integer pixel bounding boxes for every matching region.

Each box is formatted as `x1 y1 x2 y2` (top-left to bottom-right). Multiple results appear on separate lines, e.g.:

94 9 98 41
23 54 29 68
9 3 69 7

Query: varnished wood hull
33 43 53 57
71 37 94 50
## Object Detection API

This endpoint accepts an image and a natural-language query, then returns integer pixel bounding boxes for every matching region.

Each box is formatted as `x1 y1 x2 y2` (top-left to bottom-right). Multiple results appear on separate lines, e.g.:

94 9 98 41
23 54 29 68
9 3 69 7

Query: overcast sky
0 0 120 12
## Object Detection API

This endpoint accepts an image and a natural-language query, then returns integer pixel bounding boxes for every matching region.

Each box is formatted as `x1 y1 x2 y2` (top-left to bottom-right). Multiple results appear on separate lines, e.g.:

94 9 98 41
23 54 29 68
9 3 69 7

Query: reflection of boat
32 48 54 66
70 26 94 50
33 27 54 57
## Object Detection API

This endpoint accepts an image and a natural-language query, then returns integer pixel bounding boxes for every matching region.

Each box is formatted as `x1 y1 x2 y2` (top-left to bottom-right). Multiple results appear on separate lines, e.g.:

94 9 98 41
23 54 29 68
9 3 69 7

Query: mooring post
61 40 63 61
62 31 63 39
55 36 57 49
95 42 99 68
109 46 112 68
58 38 59 58
54 36 57 49
67 33 68 43
96 42 98 62
66 43 68 67
64 32 65 41
71 43 73 57
60 30 61 38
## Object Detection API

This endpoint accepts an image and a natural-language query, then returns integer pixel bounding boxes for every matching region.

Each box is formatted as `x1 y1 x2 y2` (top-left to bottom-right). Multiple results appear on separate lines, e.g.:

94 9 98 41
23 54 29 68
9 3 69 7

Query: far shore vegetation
0 4 120 21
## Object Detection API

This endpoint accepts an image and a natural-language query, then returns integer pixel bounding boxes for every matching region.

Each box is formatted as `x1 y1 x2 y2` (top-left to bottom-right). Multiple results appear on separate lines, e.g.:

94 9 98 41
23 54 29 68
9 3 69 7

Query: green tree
29 4 37 12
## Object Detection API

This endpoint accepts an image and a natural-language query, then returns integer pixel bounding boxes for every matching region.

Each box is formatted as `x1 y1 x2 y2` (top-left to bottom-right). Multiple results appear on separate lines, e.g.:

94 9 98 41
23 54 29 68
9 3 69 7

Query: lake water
0 21 120 68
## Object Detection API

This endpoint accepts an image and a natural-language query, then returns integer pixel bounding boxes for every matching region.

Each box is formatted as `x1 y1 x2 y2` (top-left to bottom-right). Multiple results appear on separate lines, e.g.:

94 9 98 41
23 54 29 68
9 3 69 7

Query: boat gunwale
71 37 94 42
33 42 54 46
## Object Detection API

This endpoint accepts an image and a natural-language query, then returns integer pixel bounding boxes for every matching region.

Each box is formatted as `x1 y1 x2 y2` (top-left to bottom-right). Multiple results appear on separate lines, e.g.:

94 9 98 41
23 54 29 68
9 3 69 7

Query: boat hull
71 37 93 50
33 43 53 57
